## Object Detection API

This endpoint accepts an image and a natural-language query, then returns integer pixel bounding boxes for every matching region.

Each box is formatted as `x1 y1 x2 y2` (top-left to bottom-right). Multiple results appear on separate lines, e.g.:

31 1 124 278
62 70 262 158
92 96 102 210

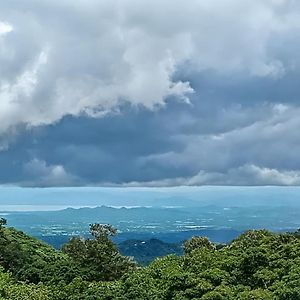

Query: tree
89 223 117 240
62 223 135 281
183 236 215 254
0 218 7 228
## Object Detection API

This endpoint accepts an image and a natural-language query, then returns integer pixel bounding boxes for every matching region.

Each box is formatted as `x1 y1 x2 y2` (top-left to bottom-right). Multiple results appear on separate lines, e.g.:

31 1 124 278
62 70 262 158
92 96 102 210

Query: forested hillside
1 217 300 299
118 238 183 265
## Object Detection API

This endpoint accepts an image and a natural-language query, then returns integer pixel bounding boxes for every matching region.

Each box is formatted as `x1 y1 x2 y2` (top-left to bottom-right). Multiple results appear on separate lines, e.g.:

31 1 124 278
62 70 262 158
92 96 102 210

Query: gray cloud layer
1 0 300 186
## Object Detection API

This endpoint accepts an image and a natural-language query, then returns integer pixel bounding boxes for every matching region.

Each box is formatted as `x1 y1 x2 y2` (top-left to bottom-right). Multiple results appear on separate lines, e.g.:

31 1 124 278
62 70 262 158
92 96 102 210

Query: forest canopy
0 220 300 299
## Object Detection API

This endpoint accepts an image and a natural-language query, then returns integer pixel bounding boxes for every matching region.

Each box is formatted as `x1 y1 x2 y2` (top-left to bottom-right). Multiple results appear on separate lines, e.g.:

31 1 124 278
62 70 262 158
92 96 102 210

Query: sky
1 186 300 210
1 0 300 187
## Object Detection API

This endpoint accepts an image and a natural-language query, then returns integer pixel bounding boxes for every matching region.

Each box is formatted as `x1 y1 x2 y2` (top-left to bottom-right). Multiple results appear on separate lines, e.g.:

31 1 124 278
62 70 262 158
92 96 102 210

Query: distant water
1 186 300 211
0 205 93 212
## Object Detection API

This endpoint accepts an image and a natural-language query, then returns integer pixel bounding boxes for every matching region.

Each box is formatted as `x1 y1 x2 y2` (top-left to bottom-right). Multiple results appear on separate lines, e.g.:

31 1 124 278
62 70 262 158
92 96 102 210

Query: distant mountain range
1 203 300 265
2 204 300 236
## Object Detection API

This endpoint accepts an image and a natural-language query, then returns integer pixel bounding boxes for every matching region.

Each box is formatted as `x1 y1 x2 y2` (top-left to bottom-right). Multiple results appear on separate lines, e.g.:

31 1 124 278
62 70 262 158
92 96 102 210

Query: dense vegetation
1 217 300 299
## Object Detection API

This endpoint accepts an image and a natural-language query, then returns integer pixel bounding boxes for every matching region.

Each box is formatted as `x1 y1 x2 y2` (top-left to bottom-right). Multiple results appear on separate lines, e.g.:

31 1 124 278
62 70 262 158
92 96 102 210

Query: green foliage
116 230 300 299
0 268 51 299
0 226 80 284
62 223 135 281
0 218 7 228
3 224 300 299
183 236 215 254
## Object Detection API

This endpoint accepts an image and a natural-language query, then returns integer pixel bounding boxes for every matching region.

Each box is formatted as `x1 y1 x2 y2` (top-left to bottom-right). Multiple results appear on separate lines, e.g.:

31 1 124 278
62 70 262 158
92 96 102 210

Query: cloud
141 104 300 174
1 0 300 137
3 99 300 187
0 21 13 35
188 165 300 186
2 1 300 186
22 159 80 187
124 165 300 187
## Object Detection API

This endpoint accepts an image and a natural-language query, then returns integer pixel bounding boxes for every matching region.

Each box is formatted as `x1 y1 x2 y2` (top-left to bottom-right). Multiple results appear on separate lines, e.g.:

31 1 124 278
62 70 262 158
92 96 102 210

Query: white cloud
0 0 300 137
188 165 300 186
22 159 79 187
125 164 300 187
0 21 12 35
0 51 48 131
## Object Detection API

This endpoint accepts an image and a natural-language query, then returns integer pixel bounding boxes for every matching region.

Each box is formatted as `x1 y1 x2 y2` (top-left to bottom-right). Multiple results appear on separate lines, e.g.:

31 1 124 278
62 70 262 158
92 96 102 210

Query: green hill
1 219 300 299
0 226 75 283
118 238 183 265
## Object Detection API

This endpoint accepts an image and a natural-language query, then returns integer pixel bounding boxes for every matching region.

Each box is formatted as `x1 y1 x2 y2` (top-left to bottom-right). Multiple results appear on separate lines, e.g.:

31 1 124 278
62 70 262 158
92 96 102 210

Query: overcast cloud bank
1 0 300 186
